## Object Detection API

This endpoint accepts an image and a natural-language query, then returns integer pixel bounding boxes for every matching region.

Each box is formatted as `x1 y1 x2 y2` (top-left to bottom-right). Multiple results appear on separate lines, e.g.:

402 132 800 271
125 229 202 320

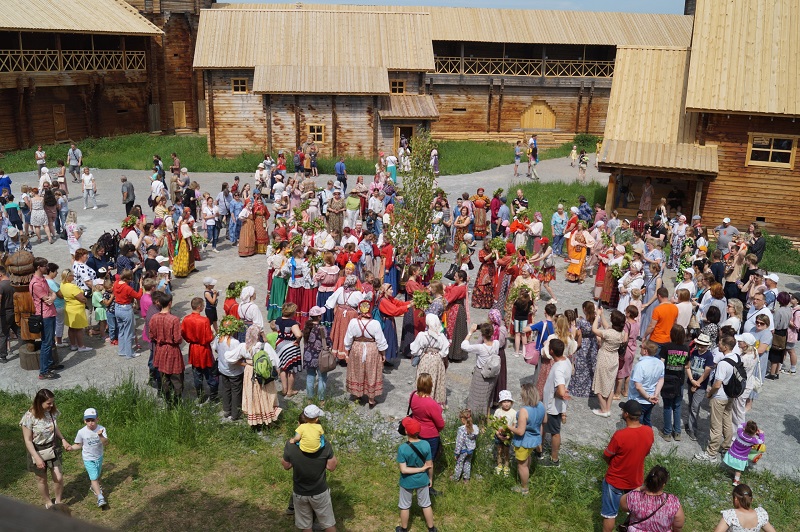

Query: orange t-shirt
650 303 678 343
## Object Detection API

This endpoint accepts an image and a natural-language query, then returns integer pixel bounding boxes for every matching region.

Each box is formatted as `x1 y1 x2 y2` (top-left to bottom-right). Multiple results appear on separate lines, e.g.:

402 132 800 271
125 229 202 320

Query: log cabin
0 0 162 152
599 0 800 239
195 3 693 158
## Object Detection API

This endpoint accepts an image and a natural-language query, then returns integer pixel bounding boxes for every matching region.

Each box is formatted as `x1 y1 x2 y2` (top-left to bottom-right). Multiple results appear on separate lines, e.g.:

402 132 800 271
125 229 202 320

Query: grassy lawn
2 381 798 531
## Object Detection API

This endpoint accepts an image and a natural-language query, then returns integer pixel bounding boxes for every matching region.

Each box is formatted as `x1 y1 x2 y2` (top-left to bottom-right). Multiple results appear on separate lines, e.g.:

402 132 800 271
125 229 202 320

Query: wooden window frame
745 132 797 169
390 80 405 94
231 78 248 93
307 123 325 143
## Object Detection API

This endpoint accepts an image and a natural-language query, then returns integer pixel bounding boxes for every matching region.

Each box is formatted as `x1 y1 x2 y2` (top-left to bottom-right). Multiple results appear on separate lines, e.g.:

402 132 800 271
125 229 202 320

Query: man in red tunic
149 292 185 405
181 297 217 403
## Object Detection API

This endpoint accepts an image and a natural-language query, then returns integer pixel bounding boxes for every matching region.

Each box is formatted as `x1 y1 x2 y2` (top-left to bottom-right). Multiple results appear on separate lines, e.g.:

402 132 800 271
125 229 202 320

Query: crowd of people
7 140 787 531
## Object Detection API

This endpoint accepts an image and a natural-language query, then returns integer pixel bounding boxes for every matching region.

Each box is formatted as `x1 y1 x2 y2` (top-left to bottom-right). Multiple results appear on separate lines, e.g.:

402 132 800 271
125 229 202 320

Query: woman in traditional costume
172 207 195 278
445 270 470 362
326 275 368 360
344 300 389 407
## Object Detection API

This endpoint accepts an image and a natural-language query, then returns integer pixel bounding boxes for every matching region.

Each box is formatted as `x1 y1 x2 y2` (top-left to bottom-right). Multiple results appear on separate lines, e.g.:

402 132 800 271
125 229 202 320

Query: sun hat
303 404 325 419
735 333 757 346
157 266 171 274
83 408 98 420
309 306 326 317
203 277 217 286
498 390 514 403
694 333 712 346
682 268 695 276
7 227 18 237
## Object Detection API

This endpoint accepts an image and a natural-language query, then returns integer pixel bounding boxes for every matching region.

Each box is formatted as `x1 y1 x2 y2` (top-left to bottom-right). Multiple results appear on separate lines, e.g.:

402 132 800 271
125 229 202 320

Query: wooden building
125 0 215 133
0 0 162 152
599 0 800 238
196 4 692 157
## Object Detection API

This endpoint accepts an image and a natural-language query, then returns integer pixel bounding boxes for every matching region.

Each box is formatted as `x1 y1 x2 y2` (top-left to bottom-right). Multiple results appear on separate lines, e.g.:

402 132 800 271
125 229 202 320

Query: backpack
719 355 747 398
293 153 301 167
252 349 276 385
96 231 121 260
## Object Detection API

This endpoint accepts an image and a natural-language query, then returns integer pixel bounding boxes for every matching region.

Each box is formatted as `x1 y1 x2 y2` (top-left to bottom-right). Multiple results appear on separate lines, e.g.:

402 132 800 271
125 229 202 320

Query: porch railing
0 49 146 73
433 56 614 78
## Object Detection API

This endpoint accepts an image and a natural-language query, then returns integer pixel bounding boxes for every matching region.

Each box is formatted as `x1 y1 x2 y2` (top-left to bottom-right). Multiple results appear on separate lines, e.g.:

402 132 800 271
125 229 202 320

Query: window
452 108 467 112
746 134 796 168
231 78 248 93
308 124 324 143
390 80 405 94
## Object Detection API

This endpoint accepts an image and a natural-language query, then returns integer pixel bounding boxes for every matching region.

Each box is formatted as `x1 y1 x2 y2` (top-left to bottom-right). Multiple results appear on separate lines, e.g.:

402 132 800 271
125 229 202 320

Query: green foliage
225 280 248 299
759 232 800 275
512 181 608 238
539 134 601 161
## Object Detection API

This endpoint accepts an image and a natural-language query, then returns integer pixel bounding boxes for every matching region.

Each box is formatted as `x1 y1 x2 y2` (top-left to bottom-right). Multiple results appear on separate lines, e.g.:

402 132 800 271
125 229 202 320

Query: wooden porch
433 57 614 78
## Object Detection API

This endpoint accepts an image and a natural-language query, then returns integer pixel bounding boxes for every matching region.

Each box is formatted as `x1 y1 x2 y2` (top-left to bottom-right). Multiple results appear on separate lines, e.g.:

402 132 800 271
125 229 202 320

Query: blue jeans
207 224 219 249
421 436 441 461
640 402 655 427
106 309 117 341
115 304 135 357
552 234 565 256
39 316 56 376
193 365 219 400
662 389 683 435
600 479 628 519
228 218 240 243
306 367 328 400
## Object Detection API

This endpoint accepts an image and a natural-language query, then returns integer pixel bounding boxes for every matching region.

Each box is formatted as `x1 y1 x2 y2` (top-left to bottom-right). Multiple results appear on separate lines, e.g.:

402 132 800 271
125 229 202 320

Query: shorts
786 342 795 349
293 489 336 530
205 307 218 323
69 164 80 175
84 457 104 481
545 413 562 435
768 348 785 364
514 446 534 462
398 486 431 510
514 157 521 164
513 319 528 333
600 479 628 519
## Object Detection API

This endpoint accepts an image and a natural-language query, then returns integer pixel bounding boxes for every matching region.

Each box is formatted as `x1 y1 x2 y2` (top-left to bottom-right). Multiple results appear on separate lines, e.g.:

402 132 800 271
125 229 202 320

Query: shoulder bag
618 494 668 532
444 262 459 281
35 418 59 462
317 325 337 373
480 344 502 379
397 392 416 435
28 283 44 334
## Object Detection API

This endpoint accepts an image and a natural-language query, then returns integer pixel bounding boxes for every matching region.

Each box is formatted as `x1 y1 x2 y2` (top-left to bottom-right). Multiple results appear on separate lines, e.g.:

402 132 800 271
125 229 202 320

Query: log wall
700 114 800 237
206 70 264 157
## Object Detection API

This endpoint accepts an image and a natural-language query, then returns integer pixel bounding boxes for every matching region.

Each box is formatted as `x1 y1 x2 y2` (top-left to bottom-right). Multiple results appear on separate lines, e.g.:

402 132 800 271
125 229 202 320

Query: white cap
723 217 731 223
7 227 18 237
83 408 98 420
93 278 104 286
155 255 169 263
683 268 695 276
157 266 171 274
498 390 513 402
765 273 779 283
203 277 217 286
303 404 325 419
735 333 756 346
257 163 265 168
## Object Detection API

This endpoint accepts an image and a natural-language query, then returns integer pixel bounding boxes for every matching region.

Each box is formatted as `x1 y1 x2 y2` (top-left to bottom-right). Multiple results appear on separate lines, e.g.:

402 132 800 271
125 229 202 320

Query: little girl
451 409 479 482
724 420 765 486
513 288 534 357
493 390 517 477
90 279 107 339
630 288 643 320
569 145 577 167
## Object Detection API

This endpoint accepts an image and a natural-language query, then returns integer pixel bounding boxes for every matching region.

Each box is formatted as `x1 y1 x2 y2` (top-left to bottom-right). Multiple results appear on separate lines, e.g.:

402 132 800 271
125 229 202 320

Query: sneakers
765 374 778 380
660 432 673 442
285 505 294 516
429 488 441 497
97 496 107 508
511 485 530 495
687 431 697 441
540 457 560 467
77 346 92 352
591 409 611 418
38 371 60 380
503 465 510 477
69 345 78 351
494 465 503 476
125 353 142 359
780 367 796 375
694 452 719 462
110 340 119 345
213 248 219 253
673 433 682 442
55 342 69 348
92 206 98 210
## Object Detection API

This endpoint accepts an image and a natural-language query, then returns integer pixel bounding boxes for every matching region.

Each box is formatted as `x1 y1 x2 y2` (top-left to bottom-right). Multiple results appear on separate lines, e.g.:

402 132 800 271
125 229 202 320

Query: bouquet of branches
226 280 248 300
412 290 431 311
217 316 245 338
492 188 504 199
487 415 513 445
288 234 303 250
601 231 613 247
488 237 507 257
308 252 324 270
121 215 137 229
191 234 208 247
292 199 311 222
432 271 443 281
507 284 530 306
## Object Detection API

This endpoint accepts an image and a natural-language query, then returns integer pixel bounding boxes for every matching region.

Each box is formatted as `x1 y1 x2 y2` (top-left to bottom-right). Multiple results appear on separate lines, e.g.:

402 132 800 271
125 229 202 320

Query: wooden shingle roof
253 65 390 94
0 0 162 35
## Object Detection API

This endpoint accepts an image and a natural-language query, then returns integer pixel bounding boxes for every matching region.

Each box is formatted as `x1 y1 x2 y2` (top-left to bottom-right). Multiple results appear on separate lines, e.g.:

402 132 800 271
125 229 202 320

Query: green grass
758 232 800 276
2 381 798 531
511 181 608 239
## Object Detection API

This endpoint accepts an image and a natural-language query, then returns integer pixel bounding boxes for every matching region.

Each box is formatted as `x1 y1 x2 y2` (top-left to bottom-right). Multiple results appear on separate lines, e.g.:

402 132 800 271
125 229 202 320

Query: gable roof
193 9 434 71
685 0 800 117
0 0 162 35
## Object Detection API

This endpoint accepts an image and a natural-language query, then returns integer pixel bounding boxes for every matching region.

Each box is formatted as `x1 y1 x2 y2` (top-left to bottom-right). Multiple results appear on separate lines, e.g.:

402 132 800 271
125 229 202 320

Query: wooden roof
600 47 718 175
253 65 390 94
193 9 434 71
215 4 693 47
379 95 439 120
686 0 800 117
0 0 162 35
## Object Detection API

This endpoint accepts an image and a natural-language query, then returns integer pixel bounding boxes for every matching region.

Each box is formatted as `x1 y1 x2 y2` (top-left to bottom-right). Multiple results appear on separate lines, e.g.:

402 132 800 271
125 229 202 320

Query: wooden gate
172 101 187 129
520 101 556 130
53 105 68 141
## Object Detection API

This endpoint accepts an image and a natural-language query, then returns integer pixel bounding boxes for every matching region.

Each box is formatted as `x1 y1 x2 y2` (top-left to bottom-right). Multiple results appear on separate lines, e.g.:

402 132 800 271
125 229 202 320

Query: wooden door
53 105 68 141
520 101 556 130
394 125 414 155
172 101 187 129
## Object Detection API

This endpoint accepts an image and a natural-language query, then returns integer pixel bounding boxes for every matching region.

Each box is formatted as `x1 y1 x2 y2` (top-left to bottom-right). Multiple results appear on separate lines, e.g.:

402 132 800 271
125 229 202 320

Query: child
493 390 516 476
569 145 578 167
451 409 479 482
396 417 436 532
102 279 116 345
630 288 643 320
90 279 107 340
157 266 172 295
289 404 326 453
71 408 109 508
223 282 240 317
203 277 219 332
513 288 534 357
724 420 766 486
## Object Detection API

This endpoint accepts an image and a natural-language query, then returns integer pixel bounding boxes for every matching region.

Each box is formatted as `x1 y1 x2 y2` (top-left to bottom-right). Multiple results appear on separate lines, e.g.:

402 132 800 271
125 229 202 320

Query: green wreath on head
217 316 245 338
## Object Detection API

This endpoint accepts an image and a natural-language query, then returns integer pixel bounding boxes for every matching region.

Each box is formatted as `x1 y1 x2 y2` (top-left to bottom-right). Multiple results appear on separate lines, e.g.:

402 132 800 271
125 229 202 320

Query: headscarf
358 300 372 316
344 274 357 289
245 324 261 352
489 309 503 341
425 313 447 343
153 218 163 228
182 207 192 218
570 206 579 214
239 285 255 303
534 211 542 222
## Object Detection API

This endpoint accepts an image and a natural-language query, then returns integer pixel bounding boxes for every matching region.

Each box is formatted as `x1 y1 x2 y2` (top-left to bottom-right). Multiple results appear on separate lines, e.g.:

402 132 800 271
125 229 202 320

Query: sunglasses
84 418 96 422
756 322 767 327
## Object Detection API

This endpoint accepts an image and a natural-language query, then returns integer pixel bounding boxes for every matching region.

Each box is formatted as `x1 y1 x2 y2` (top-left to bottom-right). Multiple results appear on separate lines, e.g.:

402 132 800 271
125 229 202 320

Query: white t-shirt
82 173 95 191
150 179 165 199
202 204 218 226
712 353 737 400
544 358 573 415
36 150 46 164
74 424 107 461
493 406 517 427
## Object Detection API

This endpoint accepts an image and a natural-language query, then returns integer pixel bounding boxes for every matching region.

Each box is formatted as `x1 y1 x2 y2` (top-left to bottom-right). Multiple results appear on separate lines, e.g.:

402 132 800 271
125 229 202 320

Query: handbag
35 419 58 462
480 353 501 379
524 341 540 366
397 392 415 435
771 329 787 351
27 289 44 334
317 326 337 373
626 190 636 203
751 354 763 393
618 494 668 532
444 262 459 281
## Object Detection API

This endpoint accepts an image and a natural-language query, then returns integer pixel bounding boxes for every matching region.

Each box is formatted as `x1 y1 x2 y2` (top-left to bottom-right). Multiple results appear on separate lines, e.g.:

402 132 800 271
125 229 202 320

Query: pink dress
625 491 682 532
617 320 640 379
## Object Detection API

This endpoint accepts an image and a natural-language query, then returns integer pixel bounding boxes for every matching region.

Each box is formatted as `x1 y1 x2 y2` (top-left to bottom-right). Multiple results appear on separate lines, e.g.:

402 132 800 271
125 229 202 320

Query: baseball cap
619 401 642 417
735 333 757 346
498 390 514 403
155 255 169 263
401 416 421 436
303 404 325 419
765 273 779 283
157 266 171 274
83 408 98 420
723 217 731 223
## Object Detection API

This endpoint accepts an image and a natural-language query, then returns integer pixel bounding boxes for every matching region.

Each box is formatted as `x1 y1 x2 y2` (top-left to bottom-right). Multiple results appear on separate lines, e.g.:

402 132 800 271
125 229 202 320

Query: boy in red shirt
149 292 184 405
601 400 654 531
181 297 217 403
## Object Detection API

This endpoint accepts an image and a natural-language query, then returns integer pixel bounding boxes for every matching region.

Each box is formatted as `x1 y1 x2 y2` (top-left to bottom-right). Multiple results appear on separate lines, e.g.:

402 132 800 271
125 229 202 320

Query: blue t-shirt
529 320 554 350
47 279 65 310
397 440 431 490
512 403 545 449
0 175 12 194
629 357 665 404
